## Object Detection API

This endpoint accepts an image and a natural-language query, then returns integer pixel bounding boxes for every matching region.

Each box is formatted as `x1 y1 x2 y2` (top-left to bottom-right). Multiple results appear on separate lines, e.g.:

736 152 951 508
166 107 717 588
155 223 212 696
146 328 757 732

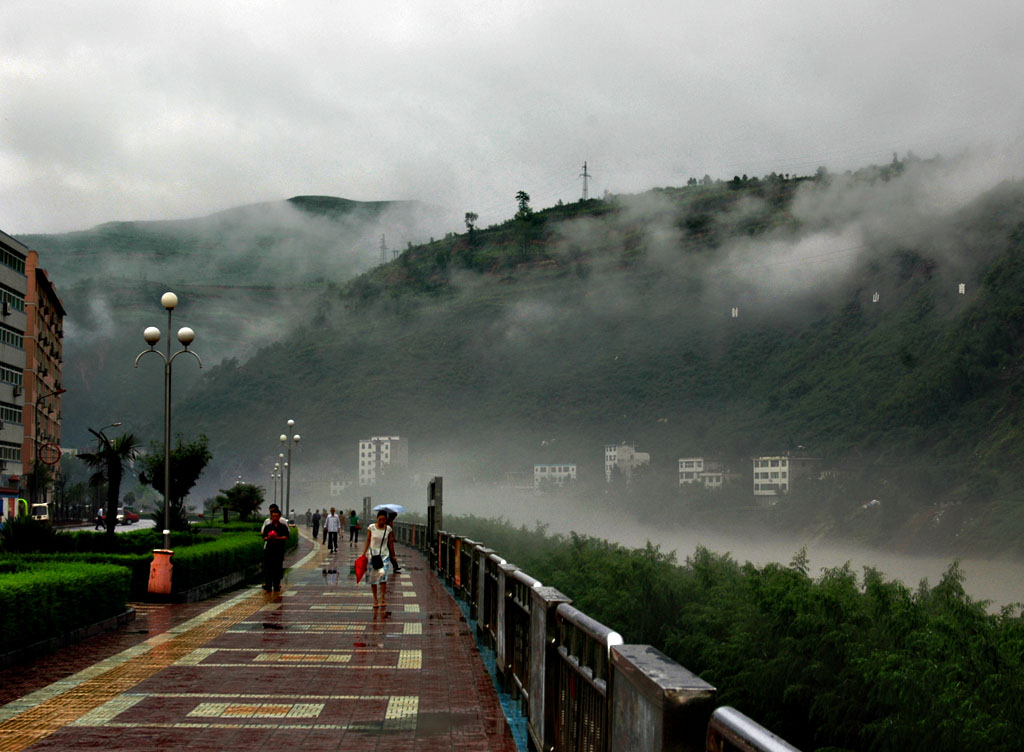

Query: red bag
354 555 368 584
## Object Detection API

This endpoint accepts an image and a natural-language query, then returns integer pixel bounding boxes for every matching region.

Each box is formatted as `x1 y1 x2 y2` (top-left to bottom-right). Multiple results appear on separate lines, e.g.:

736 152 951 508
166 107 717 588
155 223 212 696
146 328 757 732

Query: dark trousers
312 521 320 539
263 546 285 589
327 531 338 552
349 526 359 542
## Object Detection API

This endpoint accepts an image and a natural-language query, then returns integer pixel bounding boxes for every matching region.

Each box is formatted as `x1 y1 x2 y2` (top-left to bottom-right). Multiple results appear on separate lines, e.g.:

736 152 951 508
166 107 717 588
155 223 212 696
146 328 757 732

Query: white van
31 503 50 522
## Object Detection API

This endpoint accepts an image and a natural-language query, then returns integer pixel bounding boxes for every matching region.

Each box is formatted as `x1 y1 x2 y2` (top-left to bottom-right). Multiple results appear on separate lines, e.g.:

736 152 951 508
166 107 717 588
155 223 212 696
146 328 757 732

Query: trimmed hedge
1 553 154 598
169 528 297 594
0 562 130 649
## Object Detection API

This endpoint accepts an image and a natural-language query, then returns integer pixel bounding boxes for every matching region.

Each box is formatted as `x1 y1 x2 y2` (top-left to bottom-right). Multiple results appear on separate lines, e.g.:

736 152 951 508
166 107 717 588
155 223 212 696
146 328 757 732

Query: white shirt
326 514 341 532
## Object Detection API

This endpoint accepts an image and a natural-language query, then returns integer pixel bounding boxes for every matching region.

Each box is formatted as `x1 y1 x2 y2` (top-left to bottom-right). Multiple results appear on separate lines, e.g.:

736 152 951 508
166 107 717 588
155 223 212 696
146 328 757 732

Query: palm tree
79 432 141 536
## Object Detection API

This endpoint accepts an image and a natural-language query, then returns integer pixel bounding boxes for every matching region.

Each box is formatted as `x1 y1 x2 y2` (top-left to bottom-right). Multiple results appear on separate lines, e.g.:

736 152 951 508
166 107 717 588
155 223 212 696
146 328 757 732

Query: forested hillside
28 157 1024 553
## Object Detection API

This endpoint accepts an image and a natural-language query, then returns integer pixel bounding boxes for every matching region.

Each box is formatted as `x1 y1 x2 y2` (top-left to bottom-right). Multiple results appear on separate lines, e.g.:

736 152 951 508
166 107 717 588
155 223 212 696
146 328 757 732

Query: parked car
31 503 50 522
117 507 140 525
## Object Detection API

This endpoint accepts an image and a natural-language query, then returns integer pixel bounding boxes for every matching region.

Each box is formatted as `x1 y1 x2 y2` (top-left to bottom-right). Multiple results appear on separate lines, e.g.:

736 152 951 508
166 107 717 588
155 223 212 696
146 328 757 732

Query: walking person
311 508 321 542
261 507 289 592
325 507 341 554
348 509 360 546
361 511 393 607
95 506 104 530
305 508 311 527
321 508 329 545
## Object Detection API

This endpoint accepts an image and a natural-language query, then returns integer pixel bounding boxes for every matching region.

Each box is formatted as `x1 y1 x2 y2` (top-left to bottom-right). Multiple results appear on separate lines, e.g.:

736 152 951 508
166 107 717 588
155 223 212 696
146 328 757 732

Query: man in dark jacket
261 507 290 591
311 509 321 541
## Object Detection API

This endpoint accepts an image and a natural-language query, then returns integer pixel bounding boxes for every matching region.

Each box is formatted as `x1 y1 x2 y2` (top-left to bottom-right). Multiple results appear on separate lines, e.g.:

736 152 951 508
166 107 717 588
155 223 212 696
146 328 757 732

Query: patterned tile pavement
0 531 519 751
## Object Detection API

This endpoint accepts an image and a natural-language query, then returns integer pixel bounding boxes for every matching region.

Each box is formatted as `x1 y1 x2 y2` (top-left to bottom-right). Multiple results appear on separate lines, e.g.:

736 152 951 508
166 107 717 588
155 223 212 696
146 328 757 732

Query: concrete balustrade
397 516 801 752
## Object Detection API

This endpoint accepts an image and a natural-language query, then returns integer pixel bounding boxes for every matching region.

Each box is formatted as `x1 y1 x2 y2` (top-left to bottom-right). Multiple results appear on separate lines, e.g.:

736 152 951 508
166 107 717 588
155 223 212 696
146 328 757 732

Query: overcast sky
2 0 1023 234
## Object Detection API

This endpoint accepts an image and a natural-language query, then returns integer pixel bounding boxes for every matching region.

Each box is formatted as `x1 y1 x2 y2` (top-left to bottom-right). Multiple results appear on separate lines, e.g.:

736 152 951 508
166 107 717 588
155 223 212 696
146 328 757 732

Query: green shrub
0 553 154 598
168 528 296 593
0 516 58 553
0 562 130 649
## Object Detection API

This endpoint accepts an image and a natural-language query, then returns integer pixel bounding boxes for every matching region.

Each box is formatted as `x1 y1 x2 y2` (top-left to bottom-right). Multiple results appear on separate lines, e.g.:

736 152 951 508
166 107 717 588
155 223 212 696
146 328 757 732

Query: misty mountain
23 196 456 447
24 158 1024 553
166 158 1024 552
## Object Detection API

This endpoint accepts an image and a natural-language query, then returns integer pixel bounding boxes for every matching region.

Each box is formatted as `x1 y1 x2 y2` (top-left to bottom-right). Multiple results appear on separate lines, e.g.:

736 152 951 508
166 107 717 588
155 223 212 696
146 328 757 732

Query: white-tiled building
0 231 28 518
534 463 577 488
752 454 819 496
678 457 726 489
604 442 650 482
358 436 409 486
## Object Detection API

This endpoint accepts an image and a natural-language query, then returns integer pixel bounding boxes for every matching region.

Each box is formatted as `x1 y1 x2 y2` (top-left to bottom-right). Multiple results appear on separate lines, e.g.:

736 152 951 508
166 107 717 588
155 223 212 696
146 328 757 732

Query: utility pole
579 161 591 201
380 234 387 264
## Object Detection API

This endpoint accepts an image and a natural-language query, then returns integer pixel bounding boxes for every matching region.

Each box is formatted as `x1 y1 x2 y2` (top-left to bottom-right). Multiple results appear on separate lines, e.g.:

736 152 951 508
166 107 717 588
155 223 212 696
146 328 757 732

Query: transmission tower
380 234 387 264
579 161 591 200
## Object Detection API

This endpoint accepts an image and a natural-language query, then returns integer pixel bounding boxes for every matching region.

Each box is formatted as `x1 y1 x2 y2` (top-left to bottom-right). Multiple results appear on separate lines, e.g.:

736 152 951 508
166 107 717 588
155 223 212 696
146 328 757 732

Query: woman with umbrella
373 504 405 573
361 509 394 606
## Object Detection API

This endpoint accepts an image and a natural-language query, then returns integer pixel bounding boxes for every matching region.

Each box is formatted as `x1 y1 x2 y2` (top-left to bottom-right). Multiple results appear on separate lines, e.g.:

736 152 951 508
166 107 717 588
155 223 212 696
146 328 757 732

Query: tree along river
447 486 1024 611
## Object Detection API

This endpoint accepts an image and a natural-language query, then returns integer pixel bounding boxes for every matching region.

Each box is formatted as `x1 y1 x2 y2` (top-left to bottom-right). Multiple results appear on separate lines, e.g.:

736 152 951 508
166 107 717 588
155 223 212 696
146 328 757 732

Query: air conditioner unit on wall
12 385 21 397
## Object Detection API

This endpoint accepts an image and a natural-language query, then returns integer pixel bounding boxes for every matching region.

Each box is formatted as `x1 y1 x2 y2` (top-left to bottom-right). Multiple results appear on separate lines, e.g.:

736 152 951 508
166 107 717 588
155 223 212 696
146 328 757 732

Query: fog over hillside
134 154 1024 562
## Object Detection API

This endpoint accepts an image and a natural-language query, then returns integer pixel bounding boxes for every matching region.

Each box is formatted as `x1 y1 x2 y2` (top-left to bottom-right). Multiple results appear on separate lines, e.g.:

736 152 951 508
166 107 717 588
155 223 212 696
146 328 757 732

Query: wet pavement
0 531 519 751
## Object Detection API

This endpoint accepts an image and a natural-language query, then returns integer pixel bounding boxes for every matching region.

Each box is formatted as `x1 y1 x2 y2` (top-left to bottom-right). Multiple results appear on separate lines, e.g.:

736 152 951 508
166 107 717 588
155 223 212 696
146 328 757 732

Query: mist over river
438 485 1024 612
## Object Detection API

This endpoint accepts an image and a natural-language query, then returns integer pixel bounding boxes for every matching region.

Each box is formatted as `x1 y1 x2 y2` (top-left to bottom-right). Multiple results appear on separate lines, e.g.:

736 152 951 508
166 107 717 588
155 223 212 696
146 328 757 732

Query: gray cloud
2 0 1023 234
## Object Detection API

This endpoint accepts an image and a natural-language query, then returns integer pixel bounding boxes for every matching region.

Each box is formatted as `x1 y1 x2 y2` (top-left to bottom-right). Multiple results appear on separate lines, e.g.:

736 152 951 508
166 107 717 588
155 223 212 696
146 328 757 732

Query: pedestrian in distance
348 509 360 546
361 510 393 607
305 508 311 527
321 508 329 545
325 507 341 553
311 509 321 541
261 507 290 592
95 506 104 530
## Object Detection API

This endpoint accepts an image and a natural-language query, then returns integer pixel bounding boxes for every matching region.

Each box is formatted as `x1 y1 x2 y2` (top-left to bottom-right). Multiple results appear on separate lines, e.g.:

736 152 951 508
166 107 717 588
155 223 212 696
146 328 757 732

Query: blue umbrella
372 503 407 515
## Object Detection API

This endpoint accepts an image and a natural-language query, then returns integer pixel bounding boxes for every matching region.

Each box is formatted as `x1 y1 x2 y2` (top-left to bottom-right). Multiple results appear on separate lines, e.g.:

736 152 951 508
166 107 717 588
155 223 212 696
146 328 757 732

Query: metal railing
396 521 802 752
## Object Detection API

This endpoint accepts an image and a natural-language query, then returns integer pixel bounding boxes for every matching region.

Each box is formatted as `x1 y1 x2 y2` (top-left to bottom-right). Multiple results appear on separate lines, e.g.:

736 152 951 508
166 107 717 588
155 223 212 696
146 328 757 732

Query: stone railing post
495 561 519 678
609 645 716 752
527 585 571 752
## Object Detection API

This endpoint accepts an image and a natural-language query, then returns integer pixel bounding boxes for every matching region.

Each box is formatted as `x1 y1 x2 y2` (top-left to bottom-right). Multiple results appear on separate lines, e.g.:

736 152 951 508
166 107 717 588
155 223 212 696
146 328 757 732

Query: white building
534 463 577 488
358 436 409 487
752 454 819 497
604 442 650 482
0 231 27 519
678 457 726 489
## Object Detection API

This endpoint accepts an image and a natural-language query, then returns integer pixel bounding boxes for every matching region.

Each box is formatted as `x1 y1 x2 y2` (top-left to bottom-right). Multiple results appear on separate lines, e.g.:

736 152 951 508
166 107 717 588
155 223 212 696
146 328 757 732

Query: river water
444 485 1024 611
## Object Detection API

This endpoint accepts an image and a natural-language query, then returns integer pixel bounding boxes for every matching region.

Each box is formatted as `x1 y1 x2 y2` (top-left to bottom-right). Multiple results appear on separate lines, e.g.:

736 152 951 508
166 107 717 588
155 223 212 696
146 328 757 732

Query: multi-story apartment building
604 442 650 482
752 454 819 497
534 463 577 488
0 231 29 518
678 457 730 489
358 436 409 486
22 250 65 505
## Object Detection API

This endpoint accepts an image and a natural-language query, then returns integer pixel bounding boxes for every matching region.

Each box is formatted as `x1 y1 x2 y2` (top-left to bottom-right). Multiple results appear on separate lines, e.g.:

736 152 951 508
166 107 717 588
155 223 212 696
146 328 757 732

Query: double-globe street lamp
279 420 299 521
134 292 202 550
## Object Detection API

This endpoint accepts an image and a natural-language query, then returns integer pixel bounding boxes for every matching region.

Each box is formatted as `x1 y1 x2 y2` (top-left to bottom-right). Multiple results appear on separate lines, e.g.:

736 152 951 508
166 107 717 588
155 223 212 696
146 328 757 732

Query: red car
117 507 140 525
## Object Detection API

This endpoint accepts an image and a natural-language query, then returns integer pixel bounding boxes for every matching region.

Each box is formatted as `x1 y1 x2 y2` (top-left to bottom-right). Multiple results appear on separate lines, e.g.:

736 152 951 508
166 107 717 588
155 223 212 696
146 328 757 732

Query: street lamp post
279 420 299 521
30 386 68 506
272 464 280 507
134 292 202 550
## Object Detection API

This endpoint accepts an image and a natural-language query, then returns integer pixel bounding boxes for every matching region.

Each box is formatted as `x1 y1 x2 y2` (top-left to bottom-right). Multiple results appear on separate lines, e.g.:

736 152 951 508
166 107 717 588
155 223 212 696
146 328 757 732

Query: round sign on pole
39 442 62 465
